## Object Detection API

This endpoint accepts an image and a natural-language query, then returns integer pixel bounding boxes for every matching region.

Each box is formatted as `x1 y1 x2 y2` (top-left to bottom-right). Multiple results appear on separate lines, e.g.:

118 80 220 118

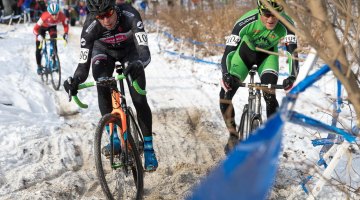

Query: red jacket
33 11 69 35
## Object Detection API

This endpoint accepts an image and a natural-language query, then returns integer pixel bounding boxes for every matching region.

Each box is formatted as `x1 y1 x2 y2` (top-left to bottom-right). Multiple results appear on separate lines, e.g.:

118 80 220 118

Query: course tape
189 112 284 200
163 50 221 66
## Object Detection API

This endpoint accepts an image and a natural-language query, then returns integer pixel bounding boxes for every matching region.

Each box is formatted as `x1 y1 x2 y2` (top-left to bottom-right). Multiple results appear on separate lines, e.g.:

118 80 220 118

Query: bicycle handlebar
72 74 146 109
38 37 67 49
236 82 284 90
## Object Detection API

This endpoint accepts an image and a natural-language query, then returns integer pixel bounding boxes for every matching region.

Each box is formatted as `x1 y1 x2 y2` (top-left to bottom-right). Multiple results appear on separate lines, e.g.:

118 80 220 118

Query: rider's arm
221 11 257 74
284 33 299 78
282 14 299 79
127 6 151 67
73 15 98 83
220 31 240 74
33 12 49 35
59 12 69 34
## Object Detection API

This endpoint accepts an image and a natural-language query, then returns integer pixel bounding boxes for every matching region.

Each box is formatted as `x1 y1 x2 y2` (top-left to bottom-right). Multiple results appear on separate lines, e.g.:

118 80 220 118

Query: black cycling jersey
73 4 151 83
70 4 153 137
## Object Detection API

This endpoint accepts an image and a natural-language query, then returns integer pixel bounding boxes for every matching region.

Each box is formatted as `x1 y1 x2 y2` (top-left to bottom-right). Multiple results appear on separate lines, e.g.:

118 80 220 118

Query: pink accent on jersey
99 33 128 44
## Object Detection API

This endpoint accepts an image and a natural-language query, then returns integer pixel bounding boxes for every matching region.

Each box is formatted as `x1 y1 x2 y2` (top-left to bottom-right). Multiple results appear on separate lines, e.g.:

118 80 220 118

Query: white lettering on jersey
226 34 241 46
122 10 134 17
86 20 97 33
79 48 89 63
135 32 148 46
137 21 144 29
80 38 86 46
284 34 297 44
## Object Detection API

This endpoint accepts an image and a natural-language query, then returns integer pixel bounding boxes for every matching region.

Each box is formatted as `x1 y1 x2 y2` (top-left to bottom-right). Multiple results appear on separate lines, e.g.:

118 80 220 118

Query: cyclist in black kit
63 0 158 171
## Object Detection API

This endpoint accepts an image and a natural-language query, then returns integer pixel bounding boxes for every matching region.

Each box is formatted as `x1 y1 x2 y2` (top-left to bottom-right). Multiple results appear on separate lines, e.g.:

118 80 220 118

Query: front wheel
127 107 144 156
50 53 61 90
40 53 48 83
250 116 262 132
238 104 249 141
94 114 144 200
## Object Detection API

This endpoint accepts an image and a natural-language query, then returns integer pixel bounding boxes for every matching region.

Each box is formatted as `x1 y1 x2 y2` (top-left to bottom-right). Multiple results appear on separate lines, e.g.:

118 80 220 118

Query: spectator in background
17 0 32 22
150 0 158 16
35 0 47 12
1 0 16 16
33 0 47 21
75 0 87 25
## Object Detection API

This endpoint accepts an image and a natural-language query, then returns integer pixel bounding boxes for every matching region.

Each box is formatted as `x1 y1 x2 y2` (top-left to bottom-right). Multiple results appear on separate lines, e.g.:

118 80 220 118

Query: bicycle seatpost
249 65 257 84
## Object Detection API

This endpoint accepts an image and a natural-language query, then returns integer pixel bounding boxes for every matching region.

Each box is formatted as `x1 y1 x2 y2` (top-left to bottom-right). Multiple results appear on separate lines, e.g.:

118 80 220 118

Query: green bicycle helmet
257 0 284 13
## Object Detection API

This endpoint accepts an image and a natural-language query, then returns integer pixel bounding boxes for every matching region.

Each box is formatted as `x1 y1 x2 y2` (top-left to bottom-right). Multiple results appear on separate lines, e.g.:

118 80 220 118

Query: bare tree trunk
306 0 360 125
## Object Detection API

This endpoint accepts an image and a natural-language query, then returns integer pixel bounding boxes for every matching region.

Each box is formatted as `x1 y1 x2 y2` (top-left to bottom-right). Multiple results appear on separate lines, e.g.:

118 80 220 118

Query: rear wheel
50 53 61 90
238 104 249 141
94 114 144 200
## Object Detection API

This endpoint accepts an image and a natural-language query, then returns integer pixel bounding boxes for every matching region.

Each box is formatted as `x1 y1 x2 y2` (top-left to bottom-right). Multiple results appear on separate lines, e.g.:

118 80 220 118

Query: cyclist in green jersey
220 0 299 153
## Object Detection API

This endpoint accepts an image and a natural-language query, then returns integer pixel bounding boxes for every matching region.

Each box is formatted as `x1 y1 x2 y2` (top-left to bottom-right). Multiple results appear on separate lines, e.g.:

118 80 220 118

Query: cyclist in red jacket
33 2 69 75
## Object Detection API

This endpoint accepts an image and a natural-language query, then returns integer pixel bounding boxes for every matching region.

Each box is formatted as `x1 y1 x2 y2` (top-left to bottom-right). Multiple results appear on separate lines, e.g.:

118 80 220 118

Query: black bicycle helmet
86 0 115 14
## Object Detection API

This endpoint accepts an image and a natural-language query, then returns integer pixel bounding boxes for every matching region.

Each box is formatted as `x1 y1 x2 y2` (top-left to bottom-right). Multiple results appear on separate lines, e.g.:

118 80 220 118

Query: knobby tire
238 104 249 141
127 107 144 155
94 114 144 200
50 53 61 90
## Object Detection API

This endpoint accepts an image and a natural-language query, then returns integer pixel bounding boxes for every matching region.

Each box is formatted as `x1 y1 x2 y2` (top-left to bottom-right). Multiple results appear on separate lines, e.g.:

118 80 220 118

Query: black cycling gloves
63 33 68 42
222 73 234 91
283 75 296 91
63 76 81 96
124 60 144 80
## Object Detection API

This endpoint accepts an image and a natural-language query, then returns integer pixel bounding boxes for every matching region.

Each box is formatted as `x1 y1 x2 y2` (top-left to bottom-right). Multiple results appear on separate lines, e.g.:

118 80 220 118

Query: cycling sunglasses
260 9 276 18
96 9 114 20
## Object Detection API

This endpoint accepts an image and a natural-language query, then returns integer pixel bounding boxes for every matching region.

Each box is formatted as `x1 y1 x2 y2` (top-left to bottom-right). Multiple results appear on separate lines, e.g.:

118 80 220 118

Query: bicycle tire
40 53 48 83
127 107 144 155
41 70 49 83
238 104 249 141
94 114 144 200
50 53 61 90
250 116 262 132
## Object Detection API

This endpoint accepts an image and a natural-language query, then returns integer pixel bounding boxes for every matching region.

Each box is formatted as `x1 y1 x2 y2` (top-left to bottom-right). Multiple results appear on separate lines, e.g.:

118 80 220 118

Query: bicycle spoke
94 114 143 199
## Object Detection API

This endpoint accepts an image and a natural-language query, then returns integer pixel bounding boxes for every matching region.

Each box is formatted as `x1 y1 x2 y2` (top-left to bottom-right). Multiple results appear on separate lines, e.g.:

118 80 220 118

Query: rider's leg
220 86 240 154
48 26 58 55
35 28 46 74
91 44 120 156
258 54 279 118
126 65 158 171
221 41 253 154
120 48 157 171
91 42 116 116
35 40 42 74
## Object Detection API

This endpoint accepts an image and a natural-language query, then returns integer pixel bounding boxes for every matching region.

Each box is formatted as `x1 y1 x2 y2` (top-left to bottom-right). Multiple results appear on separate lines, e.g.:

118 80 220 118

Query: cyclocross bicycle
235 65 283 141
38 35 65 90
72 63 146 199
